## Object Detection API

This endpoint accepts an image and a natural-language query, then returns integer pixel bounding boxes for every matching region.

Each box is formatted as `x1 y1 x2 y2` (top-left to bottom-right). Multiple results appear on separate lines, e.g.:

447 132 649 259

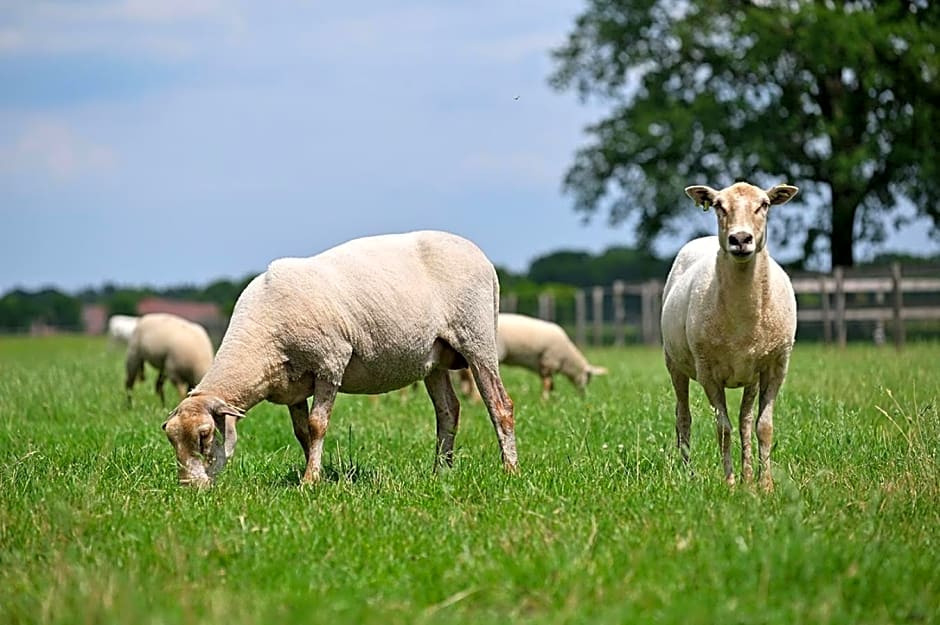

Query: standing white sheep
161 230 517 487
125 313 214 406
661 181 799 490
496 313 607 399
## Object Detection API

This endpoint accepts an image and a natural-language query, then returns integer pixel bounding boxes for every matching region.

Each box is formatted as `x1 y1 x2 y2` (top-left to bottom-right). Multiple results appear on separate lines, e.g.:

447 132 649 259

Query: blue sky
1 1 936 294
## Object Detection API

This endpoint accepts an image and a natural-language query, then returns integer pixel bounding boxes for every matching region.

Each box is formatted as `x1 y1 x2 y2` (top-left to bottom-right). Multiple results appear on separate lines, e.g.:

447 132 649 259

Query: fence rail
501 262 940 349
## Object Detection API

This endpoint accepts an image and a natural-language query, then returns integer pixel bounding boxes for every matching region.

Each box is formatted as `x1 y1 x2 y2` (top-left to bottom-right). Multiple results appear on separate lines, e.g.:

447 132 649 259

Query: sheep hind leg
739 383 758 484
757 372 785 493
303 379 338 485
124 359 143 407
154 370 167 406
424 369 460 470
702 382 735 486
288 400 311 463
470 362 517 473
667 366 692 466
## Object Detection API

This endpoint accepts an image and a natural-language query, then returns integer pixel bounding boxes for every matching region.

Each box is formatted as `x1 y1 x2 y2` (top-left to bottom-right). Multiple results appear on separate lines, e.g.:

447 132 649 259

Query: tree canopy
528 246 670 286
550 0 940 267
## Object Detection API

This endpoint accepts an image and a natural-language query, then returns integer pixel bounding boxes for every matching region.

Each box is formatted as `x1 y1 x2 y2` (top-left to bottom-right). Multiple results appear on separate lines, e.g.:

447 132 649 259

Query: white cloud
0 0 239 59
466 32 564 64
0 120 117 179
32 0 227 24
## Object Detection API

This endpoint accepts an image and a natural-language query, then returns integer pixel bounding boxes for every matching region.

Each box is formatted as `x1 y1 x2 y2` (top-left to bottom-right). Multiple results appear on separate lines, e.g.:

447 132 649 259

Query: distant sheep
661 181 799 490
496 313 607 399
107 314 139 346
161 230 517 487
125 313 214 406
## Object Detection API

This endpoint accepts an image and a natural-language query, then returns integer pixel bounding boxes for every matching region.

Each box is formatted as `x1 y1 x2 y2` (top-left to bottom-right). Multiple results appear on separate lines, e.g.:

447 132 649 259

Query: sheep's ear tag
700 200 710 212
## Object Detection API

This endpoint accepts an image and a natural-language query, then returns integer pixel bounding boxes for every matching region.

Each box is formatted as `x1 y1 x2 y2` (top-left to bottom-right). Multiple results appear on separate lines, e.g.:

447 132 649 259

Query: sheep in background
161 230 517 487
125 313 214 406
496 313 608 400
107 314 139 347
661 181 799 490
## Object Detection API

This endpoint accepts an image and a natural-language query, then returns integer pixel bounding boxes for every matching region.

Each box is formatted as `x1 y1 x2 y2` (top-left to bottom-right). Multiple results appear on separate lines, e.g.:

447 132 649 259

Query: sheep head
162 394 244 487
685 182 799 263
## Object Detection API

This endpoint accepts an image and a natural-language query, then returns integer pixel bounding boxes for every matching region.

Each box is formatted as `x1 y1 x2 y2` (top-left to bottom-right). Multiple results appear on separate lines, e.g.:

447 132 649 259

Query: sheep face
685 182 799 263
573 365 609 391
162 395 242 487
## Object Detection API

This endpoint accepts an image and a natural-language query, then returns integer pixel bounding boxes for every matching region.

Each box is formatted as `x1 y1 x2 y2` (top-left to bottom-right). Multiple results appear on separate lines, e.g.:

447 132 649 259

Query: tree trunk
829 192 857 268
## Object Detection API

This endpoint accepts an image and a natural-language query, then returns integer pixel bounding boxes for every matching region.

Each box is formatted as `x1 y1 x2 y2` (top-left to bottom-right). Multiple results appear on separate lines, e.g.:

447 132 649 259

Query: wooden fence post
819 274 831 344
891 262 905 350
592 286 604 346
639 282 651 345
612 280 625 346
650 279 662 346
834 266 846 348
501 293 518 314
537 292 555 321
575 289 587 346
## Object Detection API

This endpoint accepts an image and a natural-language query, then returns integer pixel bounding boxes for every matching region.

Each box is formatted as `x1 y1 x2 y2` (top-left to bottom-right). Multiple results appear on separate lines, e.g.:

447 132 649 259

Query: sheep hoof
503 461 519 475
300 471 322 486
759 477 774 493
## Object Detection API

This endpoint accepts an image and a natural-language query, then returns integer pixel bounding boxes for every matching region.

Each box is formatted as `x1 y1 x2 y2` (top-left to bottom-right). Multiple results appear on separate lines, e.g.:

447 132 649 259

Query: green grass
1 336 938 625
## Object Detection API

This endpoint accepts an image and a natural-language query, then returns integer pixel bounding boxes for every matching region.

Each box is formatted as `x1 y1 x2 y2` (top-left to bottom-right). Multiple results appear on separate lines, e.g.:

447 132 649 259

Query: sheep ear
767 184 799 205
685 185 717 210
207 400 243 459
208 398 244 421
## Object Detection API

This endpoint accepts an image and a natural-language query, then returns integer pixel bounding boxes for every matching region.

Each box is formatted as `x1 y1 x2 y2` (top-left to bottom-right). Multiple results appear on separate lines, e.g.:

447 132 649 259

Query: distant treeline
2 246 938 333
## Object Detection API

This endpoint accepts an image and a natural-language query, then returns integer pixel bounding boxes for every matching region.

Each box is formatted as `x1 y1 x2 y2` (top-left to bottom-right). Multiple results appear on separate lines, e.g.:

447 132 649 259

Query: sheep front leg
471 363 518 472
739 383 758 484
303 379 338 485
424 369 460 470
288 400 311 463
538 358 557 400
702 381 735 486
539 373 554 400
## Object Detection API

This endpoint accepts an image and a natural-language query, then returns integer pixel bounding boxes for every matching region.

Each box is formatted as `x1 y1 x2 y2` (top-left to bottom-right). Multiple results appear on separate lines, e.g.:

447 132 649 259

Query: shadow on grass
272 461 376 488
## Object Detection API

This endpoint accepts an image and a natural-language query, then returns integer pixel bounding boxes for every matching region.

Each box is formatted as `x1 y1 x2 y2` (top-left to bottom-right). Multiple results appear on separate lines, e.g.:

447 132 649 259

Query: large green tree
550 0 940 267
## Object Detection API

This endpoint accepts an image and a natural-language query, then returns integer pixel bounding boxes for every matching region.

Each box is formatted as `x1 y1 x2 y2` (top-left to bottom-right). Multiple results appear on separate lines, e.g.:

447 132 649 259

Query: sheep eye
712 202 725 215
756 201 769 213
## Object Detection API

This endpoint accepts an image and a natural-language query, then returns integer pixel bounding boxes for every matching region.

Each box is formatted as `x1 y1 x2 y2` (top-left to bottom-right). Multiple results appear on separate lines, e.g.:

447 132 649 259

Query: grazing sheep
161 230 517 487
107 314 139 346
661 181 799 490
496 313 607 399
453 313 607 401
125 313 214 406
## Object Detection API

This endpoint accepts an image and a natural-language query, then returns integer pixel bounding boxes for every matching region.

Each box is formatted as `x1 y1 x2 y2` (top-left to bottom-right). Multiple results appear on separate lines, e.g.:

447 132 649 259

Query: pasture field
1 336 938 625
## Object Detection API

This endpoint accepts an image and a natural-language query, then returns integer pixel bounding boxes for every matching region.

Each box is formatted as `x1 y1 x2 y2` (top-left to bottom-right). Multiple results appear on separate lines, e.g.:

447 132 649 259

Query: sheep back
128 313 215 386
497 313 589 378
206 230 501 397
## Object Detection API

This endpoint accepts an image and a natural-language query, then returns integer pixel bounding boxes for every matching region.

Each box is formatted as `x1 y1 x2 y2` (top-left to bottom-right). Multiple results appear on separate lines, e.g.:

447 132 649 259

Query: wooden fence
501 262 940 349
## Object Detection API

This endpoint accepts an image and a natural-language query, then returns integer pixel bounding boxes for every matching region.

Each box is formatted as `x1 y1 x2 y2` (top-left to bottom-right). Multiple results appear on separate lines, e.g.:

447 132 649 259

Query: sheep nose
728 231 754 249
